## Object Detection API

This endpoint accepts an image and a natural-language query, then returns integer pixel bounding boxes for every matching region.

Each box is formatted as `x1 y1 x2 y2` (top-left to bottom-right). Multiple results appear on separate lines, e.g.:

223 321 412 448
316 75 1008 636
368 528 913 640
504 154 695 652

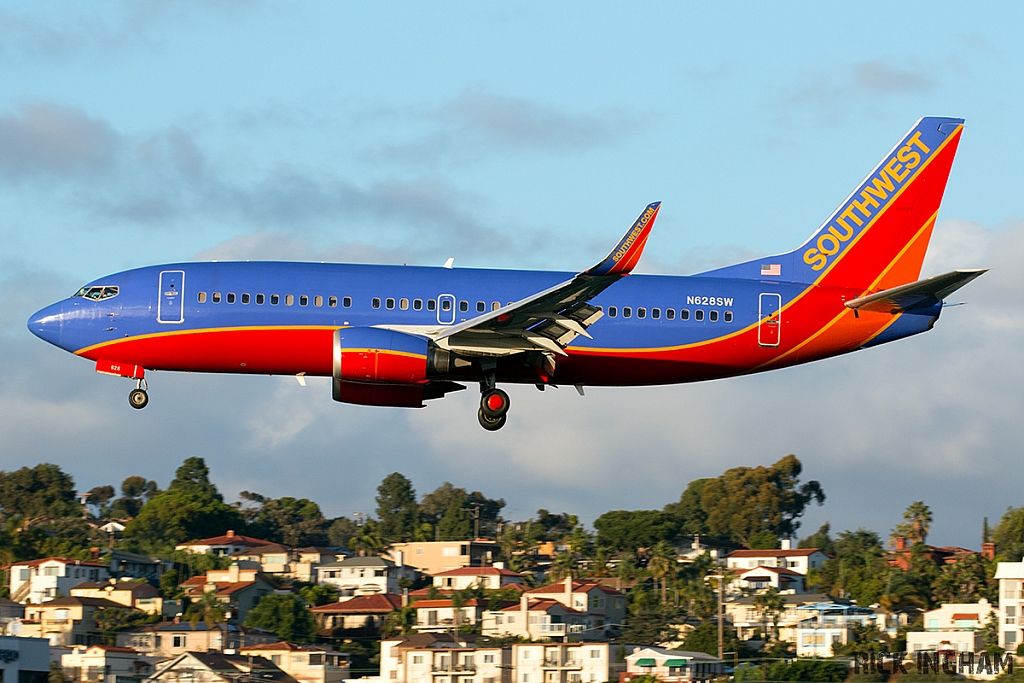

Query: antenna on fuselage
443 257 454 269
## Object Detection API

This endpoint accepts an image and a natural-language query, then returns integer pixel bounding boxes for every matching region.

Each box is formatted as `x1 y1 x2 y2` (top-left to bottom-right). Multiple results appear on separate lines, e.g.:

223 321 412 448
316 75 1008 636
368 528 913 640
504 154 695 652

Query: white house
315 556 414 598
174 530 275 556
993 562 1024 650
623 647 722 683
514 642 623 683
794 603 874 657
60 645 160 682
432 566 524 590
724 540 829 575
6 558 109 605
380 633 507 683
729 566 806 594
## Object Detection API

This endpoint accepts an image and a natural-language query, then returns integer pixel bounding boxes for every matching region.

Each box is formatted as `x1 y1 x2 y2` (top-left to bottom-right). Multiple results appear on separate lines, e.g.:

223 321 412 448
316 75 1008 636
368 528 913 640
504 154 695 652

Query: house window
271 655 281 664
19 569 29 581
1007 632 1018 644
413 656 423 664
173 636 184 648
44 566 59 576
484 654 494 664
507 615 515 624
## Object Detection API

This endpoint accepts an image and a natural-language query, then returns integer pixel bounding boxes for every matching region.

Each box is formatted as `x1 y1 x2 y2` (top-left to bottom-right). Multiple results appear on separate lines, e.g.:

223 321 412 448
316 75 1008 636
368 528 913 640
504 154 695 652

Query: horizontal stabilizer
845 269 986 314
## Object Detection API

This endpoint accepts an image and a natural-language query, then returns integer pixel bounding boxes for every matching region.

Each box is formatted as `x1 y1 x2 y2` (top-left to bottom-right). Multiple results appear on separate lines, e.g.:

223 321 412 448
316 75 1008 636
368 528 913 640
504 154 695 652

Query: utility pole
706 570 725 660
466 503 482 539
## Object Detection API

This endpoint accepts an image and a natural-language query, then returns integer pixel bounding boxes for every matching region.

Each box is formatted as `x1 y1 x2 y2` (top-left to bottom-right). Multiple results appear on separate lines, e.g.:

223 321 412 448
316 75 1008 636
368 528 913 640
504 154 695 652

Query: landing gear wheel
480 388 510 419
478 407 507 431
128 389 149 410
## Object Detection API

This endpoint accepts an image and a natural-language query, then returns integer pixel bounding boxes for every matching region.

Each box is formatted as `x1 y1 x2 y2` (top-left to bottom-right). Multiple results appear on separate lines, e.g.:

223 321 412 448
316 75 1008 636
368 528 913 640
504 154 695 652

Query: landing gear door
157 270 185 324
758 292 782 347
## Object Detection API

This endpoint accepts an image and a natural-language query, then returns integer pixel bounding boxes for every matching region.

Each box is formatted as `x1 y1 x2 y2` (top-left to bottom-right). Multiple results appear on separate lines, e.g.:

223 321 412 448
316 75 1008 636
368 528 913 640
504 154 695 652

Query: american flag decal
761 264 781 276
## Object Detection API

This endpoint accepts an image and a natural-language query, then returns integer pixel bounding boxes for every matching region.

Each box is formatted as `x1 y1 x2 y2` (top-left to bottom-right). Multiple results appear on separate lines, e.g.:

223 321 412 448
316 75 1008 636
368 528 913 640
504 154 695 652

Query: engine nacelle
332 327 458 407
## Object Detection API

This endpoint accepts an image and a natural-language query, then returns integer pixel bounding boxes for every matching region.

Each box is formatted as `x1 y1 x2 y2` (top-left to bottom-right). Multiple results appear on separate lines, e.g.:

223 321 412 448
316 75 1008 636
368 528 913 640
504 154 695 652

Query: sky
1 1 1022 547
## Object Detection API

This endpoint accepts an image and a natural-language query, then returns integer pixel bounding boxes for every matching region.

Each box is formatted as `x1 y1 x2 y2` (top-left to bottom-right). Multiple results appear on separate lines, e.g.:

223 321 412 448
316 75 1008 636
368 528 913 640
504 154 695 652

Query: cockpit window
73 286 119 301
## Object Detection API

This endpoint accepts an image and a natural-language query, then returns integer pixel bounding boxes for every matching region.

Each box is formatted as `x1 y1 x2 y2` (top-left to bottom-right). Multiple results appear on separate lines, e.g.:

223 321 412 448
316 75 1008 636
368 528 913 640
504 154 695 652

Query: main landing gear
477 380 510 431
128 378 149 410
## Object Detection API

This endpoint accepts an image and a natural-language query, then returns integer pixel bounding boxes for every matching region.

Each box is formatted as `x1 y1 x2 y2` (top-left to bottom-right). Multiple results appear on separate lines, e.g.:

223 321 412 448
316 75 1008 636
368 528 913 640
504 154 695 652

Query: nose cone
27 301 64 347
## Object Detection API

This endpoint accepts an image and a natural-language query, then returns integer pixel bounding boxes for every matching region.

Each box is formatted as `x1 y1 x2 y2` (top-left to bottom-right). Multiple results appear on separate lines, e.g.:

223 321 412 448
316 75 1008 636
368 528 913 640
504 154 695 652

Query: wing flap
845 269 986 313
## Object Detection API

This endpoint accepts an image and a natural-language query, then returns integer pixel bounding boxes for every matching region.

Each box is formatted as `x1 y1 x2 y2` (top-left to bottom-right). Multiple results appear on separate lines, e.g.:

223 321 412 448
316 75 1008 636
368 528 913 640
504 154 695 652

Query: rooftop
310 594 403 614
433 567 521 577
726 548 825 558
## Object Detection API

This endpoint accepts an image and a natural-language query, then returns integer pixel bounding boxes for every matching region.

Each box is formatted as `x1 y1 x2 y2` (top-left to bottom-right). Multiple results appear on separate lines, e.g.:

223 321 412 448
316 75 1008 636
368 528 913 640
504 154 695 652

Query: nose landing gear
128 378 149 409
478 387 510 431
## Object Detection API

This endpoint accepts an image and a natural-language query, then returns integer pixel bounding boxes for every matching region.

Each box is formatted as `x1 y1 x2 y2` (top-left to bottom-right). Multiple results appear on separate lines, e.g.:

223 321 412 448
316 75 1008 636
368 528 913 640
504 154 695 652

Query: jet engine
331 327 462 407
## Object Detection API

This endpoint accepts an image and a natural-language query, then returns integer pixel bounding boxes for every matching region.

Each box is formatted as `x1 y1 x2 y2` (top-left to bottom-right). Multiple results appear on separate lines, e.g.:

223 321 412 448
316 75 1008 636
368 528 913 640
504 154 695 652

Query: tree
375 473 419 543
699 455 825 545
243 493 328 546
437 497 472 541
621 604 682 645
184 591 227 628
383 606 417 637
932 553 994 604
0 464 80 527
420 483 505 537
646 541 677 604
814 529 888 605
993 506 1024 561
682 622 744 657
350 520 385 556
244 593 316 642
593 510 674 552
328 517 359 548
123 458 244 555
95 607 158 642
799 522 835 555
753 587 786 643
299 584 340 607
662 478 709 536
86 486 116 518
747 530 779 550
109 476 161 519
892 501 933 546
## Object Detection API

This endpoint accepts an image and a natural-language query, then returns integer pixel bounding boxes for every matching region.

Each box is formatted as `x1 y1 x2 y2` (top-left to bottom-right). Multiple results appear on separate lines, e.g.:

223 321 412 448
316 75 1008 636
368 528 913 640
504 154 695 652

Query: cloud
852 59 935 95
0 103 120 181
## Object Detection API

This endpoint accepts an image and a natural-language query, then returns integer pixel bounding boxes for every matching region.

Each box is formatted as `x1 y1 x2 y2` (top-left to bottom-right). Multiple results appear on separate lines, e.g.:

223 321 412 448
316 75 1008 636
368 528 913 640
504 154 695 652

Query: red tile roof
739 566 803 577
433 567 522 578
498 598 579 614
310 594 403 614
409 588 454 597
526 580 623 596
952 613 980 621
2 557 108 569
178 533 274 548
726 549 824 558
410 598 487 609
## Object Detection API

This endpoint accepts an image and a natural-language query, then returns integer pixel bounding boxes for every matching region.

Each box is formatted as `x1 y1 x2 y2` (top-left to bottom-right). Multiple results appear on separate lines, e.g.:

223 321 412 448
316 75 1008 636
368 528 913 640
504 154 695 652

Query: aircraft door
157 270 185 324
758 292 782 347
437 294 456 325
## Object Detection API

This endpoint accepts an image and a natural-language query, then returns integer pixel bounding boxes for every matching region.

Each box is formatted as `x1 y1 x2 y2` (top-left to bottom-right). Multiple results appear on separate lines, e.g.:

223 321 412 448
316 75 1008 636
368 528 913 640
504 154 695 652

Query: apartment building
512 642 621 683
380 633 509 683
724 540 829 575
239 642 351 683
116 621 277 657
432 567 523 591
6 558 109 604
385 541 498 575
993 562 1024 649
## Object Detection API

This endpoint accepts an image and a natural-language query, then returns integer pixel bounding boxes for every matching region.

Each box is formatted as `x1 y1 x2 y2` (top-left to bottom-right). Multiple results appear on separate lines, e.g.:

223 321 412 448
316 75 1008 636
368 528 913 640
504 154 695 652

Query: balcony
543 659 582 669
431 665 477 674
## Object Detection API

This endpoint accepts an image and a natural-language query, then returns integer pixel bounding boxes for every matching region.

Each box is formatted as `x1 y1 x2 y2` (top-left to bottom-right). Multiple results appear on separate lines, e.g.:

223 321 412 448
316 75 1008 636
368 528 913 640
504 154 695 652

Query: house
724 541 829 576
517 579 626 631
315 556 415 598
104 549 171 583
234 545 349 583
515 642 624 683
728 566 806 594
146 651 298 683
174 530 276 556
483 597 595 641
672 536 739 564
622 647 722 683
412 598 507 632
0 635 50 683
724 592 848 643
906 630 985 656
117 621 278 657
887 537 988 571
0 597 25 630
60 645 159 682
310 594 403 633
432 566 524 591
794 603 875 657
903 599 991 656
20 596 129 647
5 558 110 604
238 642 351 683
992 562 1024 649
379 633 508 683
178 562 278 624
385 541 498 575
70 579 163 614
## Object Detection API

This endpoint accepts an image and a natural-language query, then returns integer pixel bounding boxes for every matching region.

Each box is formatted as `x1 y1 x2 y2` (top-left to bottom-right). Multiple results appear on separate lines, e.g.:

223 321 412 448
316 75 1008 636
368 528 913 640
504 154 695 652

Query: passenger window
343 296 352 308
226 293 236 304
212 292 222 303
608 306 617 317
328 296 337 307
476 301 485 312
441 299 451 311
400 298 409 310
242 293 250 304
710 310 719 322
492 302 500 311
256 294 265 305
428 299 437 311
270 294 280 305
637 307 646 319
386 298 395 309
413 299 422 310
724 311 733 322
459 300 469 312
666 309 674 320
680 309 689 320
285 295 294 306
652 308 661 319
299 295 308 306
372 298 381 309
623 307 632 318
197 292 207 303
314 295 323 307
695 309 704 321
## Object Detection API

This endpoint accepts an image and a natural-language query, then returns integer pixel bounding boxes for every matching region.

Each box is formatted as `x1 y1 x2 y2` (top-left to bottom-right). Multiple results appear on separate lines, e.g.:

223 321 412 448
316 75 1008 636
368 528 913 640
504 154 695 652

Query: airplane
28 116 985 431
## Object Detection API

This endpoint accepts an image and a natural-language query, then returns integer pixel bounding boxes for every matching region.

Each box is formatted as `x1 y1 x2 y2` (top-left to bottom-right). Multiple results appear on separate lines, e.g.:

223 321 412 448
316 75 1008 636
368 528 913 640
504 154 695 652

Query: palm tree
351 522 385 556
184 590 227 628
549 552 578 582
383 606 417 636
753 587 785 644
903 501 933 545
647 541 677 605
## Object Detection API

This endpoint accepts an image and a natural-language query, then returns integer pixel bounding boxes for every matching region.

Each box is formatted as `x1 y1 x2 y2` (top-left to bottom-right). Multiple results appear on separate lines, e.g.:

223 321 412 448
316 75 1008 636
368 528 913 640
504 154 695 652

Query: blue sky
1 2 1022 547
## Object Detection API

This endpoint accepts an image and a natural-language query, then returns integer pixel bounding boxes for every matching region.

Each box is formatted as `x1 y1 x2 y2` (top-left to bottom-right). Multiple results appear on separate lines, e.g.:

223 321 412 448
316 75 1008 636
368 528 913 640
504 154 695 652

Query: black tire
480 388 510 418
478 407 507 431
128 389 149 410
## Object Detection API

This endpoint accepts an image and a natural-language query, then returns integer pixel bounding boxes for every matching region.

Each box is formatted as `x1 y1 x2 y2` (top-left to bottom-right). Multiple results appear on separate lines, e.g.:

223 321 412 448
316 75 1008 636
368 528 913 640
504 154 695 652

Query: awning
636 659 656 667
664 659 688 667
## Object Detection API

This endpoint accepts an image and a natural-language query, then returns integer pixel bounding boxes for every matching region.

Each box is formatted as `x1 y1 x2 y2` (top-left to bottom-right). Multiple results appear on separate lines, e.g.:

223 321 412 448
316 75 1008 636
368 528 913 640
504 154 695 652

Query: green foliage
620 604 682 645
681 622 745 657
49 661 68 683
158 551 231 599
748 530 780 549
349 519 384 555
799 522 835 555
662 478 709 536
328 517 359 548
994 506 1024 561
419 482 505 538
123 458 245 555
299 583 340 607
0 463 80 523
86 485 116 518
243 593 316 643
593 510 674 551
700 455 825 545
891 501 933 546
94 607 159 642
109 476 161 519
184 591 228 628
932 553 995 604
814 528 887 605
242 492 329 546
375 473 419 543
382 606 417 637
437 497 473 541
734 660 847 683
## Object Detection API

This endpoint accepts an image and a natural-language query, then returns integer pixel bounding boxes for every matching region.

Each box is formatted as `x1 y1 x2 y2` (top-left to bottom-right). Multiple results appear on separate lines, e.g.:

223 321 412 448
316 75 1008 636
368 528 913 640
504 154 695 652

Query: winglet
587 202 661 276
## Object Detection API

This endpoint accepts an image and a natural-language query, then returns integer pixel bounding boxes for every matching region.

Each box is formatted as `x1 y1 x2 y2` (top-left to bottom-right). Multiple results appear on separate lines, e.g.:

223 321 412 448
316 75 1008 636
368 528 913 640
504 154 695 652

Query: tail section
700 117 964 291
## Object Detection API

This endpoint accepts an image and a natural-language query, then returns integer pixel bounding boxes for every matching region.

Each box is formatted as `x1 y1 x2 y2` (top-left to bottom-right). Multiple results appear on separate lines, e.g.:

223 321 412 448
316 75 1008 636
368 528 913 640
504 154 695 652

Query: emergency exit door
157 270 185 324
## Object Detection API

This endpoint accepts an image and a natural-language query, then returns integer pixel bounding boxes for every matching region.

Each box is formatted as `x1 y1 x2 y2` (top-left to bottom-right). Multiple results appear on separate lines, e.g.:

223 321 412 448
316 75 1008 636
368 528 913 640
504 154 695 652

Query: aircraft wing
845 269 987 314
432 202 661 358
